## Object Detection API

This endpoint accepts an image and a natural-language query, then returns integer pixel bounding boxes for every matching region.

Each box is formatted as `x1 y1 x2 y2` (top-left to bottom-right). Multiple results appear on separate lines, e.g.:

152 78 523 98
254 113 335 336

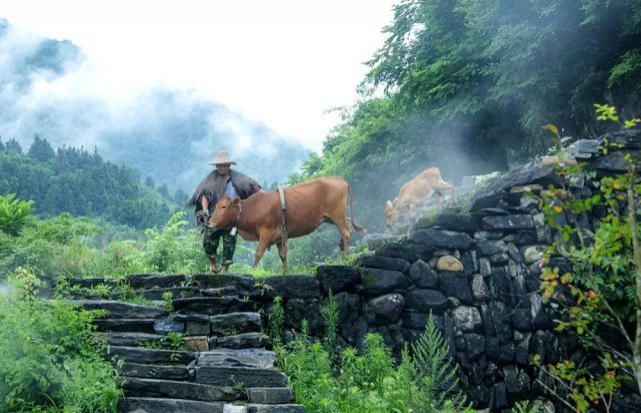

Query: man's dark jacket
187 169 261 214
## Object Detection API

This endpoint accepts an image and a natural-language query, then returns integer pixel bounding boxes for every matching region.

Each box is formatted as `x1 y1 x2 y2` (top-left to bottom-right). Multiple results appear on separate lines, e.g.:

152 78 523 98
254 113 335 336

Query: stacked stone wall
197 128 641 411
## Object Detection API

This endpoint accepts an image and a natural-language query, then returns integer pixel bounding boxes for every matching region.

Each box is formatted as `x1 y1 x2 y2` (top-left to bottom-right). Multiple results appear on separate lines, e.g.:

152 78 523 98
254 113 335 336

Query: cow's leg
252 232 271 268
407 203 417 235
277 242 288 274
331 216 352 258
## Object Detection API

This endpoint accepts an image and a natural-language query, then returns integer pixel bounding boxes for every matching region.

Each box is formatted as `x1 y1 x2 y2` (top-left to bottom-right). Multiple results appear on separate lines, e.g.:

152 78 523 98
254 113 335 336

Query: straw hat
210 150 237 165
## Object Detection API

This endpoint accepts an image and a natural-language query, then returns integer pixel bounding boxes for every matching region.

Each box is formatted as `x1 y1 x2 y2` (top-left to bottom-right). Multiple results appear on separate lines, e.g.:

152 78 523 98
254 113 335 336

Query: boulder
452 306 482 332
357 256 410 273
404 289 448 313
410 229 473 250
439 272 474 304
409 259 438 288
317 265 360 294
368 293 405 323
361 268 411 296
436 255 464 272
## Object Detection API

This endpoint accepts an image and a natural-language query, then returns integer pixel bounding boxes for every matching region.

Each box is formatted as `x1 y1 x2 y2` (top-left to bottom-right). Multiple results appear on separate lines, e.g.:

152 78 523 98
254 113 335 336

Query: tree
5 139 22 153
144 176 155 189
28 134 55 162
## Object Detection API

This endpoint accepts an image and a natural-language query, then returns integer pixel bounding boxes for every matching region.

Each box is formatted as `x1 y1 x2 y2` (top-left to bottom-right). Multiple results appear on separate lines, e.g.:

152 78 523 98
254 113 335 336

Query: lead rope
277 187 288 249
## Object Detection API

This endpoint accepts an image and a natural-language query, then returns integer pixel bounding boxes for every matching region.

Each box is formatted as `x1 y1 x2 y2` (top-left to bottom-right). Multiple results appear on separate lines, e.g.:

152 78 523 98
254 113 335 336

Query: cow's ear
232 197 240 205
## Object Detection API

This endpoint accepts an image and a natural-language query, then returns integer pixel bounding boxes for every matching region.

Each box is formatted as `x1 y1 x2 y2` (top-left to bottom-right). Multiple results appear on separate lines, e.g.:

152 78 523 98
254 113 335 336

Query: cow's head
384 200 397 229
209 196 240 230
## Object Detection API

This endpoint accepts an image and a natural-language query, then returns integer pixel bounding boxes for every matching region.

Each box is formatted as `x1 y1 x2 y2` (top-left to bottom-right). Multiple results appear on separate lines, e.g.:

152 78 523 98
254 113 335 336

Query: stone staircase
64 274 304 413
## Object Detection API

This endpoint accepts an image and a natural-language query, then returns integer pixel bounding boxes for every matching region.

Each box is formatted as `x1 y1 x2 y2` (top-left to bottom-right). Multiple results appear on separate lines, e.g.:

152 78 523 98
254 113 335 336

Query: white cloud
2 0 396 151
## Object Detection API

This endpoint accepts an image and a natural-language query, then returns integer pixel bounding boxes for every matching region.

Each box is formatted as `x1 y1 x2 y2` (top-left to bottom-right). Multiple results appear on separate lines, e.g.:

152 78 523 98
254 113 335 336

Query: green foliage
537 106 641 410
289 0 641 232
0 193 33 236
321 290 338 357
277 314 468 413
268 296 285 345
0 138 177 229
0 267 121 412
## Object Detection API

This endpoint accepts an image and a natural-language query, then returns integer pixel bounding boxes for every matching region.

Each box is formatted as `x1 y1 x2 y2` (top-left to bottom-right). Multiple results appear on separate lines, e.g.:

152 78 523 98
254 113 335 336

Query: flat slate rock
247 404 305 413
210 312 262 335
119 397 225 413
121 362 191 381
123 377 239 402
172 297 254 313
196 366 288 388
127 274 188 289
71 300 167 319
198 348 276 369
107 346 197 365
98 332 166 347
410 229 473 250
93 318 157 334
247 387 293 404
215 332 271 350
356 256 410 273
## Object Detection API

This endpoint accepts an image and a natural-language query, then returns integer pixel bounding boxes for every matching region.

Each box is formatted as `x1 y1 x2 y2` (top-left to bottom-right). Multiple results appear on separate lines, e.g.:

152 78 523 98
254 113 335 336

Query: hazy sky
3 0 396 151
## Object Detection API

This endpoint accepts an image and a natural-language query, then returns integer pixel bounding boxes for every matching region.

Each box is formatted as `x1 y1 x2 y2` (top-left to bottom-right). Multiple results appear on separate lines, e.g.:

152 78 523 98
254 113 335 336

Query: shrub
277 313 468 413
0 267 121 412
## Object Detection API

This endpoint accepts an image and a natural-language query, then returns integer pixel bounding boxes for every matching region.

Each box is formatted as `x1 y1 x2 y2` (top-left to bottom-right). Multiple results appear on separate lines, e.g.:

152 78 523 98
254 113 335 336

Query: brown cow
385 167 455 230
208 177 366 273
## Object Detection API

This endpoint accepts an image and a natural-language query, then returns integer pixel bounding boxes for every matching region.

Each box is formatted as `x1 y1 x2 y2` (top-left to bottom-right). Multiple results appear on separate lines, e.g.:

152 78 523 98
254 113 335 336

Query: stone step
99 332 167 347
198 348 276 369
172 296 255 313
107 346 197 365
122 377 240 402
247 405 305 413
126 274 190 289
94 318 157 333
247 388 293 404
121 362 191 381
137 286 201 300
195 366 288 388
214 332 271 349
119 397 224 413
210 312 262 335
71 300 167 319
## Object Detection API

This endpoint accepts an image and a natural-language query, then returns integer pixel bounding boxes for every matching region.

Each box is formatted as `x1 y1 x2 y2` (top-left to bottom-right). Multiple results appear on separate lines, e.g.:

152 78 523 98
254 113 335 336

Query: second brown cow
385 167 455 230
208 176 366 273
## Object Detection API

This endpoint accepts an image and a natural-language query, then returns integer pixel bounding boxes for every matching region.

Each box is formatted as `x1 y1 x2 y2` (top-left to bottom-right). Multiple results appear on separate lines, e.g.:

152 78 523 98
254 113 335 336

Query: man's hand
196 209 209 224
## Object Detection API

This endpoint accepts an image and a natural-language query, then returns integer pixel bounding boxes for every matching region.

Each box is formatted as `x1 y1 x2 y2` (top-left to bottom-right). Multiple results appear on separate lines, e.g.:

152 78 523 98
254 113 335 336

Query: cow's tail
348 183 367 233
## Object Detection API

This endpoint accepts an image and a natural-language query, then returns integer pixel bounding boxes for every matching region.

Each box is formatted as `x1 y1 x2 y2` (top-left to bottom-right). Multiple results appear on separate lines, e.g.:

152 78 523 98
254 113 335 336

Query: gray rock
369 293 405 323
357 256 410 273
476 240 508 256
489 253 509 265
334 292 360 325
482 215 535 231
246 387 293 404
262 275 320 299
472 274 489 301
409 259 438 288
286 298 323 334
439 273 474 304
404 289 448 313
317 265 360 293
452 306 482 332
361 268 411 296
210 312 262 336
436 255 464 272
430 213 480 233
410 229 473 250
522 245 546 263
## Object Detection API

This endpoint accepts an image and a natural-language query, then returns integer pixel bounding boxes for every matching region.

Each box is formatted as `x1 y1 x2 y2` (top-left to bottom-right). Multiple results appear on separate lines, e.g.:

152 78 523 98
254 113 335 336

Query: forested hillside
291 0 641 230
0 135 178 228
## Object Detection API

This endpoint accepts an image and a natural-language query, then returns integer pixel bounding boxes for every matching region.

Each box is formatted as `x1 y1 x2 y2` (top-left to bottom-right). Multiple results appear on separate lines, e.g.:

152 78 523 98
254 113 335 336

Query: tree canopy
294 0 641 230
0 136 178 228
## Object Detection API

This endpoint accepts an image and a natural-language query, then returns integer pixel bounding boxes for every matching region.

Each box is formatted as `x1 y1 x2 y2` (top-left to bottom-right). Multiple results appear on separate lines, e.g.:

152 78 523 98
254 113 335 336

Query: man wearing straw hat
187 151 262 273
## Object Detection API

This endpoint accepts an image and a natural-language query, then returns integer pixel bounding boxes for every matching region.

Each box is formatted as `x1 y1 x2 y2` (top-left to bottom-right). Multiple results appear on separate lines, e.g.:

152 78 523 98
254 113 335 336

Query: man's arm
201 195 210 214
